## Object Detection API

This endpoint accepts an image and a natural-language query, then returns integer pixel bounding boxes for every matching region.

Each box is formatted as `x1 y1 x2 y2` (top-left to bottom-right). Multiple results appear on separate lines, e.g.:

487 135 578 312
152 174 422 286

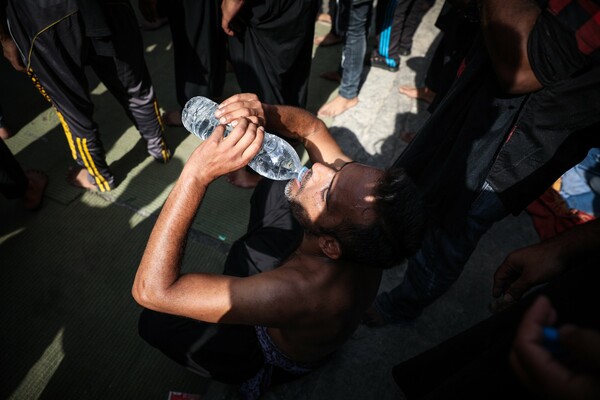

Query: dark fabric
76 0 111 38
394 37 526 232
7 0 166 191
227 0 319 107
528 10 590 86
335 0 352 35
240 326 322 400
4 0 78 46
0 138 28 199
546 0 600 56
393 258 600 400
139 309 265 385
224 179 303 277
374 0 435 64
424 5 478 112
487 0 600 213
160 0 226 106
395 0 600 227
488 77 600 213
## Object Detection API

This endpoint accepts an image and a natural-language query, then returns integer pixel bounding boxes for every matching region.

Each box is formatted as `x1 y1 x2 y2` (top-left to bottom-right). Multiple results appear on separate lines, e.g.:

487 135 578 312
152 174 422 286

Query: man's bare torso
266 252 382 363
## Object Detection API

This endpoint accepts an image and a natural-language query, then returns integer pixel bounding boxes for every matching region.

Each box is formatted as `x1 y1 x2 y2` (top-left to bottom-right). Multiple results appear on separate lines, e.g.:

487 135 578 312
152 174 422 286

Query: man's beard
284 171 319 234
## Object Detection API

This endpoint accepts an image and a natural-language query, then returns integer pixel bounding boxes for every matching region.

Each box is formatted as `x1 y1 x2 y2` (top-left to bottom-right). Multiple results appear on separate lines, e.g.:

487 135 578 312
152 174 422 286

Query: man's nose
311 162 330 176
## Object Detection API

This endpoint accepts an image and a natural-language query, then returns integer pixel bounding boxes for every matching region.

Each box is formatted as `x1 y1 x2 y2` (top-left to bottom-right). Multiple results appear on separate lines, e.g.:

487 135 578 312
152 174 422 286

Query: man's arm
216 93 352 168
221 0 244 37
511 296 600 399
492 218 600 304
0 1 25 72
133 120 261 322
480 0 543 94
132 120 316 326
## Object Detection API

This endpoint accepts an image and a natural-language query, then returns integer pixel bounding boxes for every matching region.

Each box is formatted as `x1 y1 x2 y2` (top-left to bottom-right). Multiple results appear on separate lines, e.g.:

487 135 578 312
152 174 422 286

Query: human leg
228 0 318 107
90 1 170 164
166 0 226 106
318 0 371 117
371 181 509 323
371 0 409 71
7 8 116 191
397 0 435 56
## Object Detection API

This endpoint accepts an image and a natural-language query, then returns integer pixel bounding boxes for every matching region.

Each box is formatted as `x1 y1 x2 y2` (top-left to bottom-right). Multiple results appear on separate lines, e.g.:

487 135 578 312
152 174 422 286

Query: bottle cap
297 166 309 183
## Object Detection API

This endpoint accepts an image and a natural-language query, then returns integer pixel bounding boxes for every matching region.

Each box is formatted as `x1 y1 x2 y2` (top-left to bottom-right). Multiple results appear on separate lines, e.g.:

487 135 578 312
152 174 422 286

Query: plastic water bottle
181 96 304 181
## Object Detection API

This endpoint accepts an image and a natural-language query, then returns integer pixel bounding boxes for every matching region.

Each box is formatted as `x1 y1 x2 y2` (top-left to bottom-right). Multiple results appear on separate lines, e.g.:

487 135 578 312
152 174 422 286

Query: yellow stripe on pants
76 137 109 192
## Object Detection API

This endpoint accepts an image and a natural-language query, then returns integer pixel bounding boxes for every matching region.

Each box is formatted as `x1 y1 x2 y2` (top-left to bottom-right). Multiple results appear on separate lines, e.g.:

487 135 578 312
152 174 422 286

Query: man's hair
322 167 427 268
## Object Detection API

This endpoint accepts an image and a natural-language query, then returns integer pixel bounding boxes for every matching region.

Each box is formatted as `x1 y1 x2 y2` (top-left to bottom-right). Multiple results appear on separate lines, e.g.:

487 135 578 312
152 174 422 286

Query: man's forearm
550 218 600 266
132 169 210 308
263 103 350 167
481 0 542 93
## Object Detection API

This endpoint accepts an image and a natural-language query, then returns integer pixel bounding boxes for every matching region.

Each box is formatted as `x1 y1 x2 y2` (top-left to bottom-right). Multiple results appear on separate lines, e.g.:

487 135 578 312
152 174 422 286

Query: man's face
285 162 383 233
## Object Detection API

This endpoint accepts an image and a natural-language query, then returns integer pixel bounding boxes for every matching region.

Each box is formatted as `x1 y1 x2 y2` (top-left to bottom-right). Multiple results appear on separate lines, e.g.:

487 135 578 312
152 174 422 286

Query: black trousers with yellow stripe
7 0 168 191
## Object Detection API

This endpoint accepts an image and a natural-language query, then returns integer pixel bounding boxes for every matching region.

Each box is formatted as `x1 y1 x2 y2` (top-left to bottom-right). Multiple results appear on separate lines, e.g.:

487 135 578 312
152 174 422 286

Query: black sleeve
527 9 590 86
1 0 8 32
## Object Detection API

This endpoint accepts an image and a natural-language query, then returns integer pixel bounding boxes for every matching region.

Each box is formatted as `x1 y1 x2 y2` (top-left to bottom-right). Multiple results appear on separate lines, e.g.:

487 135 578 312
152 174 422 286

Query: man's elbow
132 279 161 309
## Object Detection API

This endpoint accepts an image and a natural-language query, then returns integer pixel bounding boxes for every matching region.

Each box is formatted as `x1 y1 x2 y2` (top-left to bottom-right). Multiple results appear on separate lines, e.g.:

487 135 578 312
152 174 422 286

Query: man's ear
318 235 342 260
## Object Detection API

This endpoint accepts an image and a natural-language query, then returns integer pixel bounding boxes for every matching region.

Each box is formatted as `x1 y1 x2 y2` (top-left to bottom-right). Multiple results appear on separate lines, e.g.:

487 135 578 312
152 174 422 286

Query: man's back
268 252 382 362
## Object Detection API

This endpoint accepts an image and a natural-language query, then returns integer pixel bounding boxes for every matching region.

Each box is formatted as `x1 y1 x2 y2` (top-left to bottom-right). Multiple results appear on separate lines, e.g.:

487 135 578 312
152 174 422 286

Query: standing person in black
365 0 600 326
1 0 171 192
222 0 319 108
138 0 227 126
370 0 436 72
220 0 319 188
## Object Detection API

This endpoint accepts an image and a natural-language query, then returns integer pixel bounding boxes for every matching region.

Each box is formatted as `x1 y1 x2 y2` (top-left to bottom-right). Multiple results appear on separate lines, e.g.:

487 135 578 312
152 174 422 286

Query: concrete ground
0 2 539 399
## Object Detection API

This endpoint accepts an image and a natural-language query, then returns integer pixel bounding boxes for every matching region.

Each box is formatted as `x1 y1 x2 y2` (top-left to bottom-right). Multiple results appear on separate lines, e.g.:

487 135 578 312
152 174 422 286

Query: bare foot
226 168 263 189
314 32 342 47
362 306 387 327
23 170 48 210
317 13 332 24
400 131 417 144
398 85 437 104
162 110 182 127
317 95 358 118
0 126 14 140
67 167 97 190
320 70 341 82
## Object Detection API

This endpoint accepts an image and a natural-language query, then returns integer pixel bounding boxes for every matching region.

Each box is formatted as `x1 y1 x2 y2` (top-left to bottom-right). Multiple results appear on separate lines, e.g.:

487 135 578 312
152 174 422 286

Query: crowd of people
1 0 599 399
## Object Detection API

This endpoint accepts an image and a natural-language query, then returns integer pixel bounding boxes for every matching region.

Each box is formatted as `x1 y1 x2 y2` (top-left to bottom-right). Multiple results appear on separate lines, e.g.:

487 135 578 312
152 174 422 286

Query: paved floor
0 2 539 399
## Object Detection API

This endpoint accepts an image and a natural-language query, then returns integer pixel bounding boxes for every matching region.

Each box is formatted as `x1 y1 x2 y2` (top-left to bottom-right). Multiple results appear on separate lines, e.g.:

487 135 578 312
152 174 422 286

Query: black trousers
423 5 478 112
138 180 303 384
7 0 168 191
160 0 226 108
393 259 600 400
227 0 319 107
374 0 435 65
